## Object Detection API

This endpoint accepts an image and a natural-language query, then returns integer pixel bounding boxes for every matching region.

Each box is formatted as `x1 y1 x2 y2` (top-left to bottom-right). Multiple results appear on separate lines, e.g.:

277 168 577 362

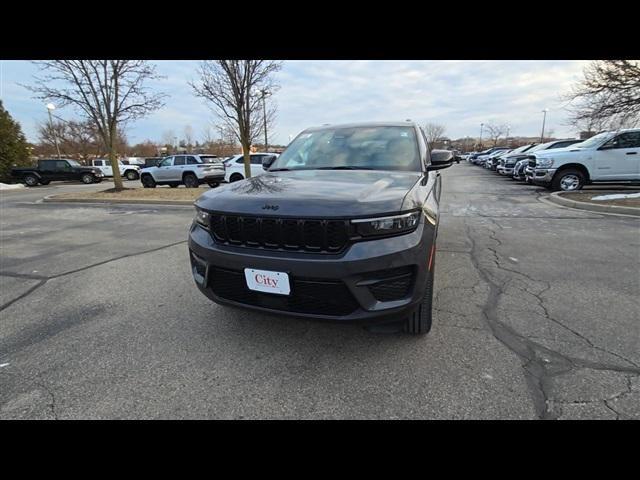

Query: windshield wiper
268 168 292 172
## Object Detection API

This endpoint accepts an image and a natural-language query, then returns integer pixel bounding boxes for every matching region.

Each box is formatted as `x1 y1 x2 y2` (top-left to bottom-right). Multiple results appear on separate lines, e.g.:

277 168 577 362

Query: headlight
195 208 210 229
536 158 554 168
352 211 420 237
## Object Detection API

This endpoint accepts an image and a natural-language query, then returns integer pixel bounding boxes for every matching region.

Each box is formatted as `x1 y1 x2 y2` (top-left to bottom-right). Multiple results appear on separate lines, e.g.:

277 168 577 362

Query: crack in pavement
0 367 58 420
482 217 639 369
463 220 640 420
0 240 187 314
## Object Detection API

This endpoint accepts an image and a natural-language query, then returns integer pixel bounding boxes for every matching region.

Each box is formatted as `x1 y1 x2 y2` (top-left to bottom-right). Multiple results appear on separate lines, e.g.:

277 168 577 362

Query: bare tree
130 140 160 157
191 60 282 178
184 124 194 151
25 60 165 190
483 123 508 147
565 60 640 130
37 119 99 161
424 122 446 152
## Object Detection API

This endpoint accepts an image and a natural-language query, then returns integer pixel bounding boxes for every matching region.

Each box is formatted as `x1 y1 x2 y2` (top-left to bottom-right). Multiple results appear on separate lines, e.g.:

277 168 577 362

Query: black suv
188 122 453 334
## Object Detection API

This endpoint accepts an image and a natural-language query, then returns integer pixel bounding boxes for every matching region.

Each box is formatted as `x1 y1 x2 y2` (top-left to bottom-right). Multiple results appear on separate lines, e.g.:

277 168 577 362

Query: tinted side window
186 156 199 165
174 156 186 166
94 160 103 166
250 155 264 165
159 157 173 167
56 160 71 170
40 160 56 171
615 132 640 149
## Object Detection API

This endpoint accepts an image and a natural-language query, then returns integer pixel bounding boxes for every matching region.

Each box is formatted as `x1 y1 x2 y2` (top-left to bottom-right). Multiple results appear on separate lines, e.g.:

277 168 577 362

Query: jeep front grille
209 214 350 253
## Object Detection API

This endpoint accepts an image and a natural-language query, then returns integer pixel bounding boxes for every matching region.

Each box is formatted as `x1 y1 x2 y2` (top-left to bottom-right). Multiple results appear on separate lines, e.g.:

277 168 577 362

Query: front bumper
531 168 556 186
188 217 435 323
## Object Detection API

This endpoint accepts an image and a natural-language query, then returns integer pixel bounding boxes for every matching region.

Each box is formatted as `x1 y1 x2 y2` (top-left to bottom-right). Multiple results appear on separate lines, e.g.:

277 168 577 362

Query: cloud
1 60 592 146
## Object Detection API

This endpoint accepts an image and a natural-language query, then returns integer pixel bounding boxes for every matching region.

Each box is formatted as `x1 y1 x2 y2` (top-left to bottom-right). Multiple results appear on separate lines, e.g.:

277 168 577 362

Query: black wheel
169 183 179 188
141 174 156 188
229 173 243 183
81 174 94 184
24 174 39 186
39 180 50 185
404 252 435 335
551 168 585 192
183 173 199 188
208 182 219 188
125 170 139 181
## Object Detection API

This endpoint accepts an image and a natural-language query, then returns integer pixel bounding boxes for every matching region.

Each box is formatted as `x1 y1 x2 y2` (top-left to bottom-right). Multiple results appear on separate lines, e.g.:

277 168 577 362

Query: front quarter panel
401 172 439 237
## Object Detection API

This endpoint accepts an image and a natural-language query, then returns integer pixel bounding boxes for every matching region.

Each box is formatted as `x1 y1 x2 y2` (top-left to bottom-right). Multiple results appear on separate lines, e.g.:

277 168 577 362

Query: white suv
140 154 225 188
91 159 141 180
530 129 640 191
224 153 278 182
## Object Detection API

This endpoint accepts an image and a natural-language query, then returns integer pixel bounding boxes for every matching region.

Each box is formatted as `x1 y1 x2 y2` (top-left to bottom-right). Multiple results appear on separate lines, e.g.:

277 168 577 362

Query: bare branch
23 60 166 189
191 60 282 177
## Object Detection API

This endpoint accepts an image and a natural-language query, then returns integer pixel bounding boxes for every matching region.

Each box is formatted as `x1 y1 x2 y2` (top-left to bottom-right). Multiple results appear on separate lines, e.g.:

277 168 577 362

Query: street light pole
540 109 548 143
46 103 61 159
506 125 510 147
479 123 484 149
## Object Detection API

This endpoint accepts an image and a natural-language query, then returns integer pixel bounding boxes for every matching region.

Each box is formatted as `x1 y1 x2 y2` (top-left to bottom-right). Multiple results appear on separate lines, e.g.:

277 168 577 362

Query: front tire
24 174 39 186
404 255 435 335
141 174 156 188
229 173 243 183
81 174 94 184
551 169 585 192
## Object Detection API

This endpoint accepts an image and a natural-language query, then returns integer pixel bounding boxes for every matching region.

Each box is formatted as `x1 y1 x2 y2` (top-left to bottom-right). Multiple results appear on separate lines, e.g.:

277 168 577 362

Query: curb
548 192 640 217
42 195 195 206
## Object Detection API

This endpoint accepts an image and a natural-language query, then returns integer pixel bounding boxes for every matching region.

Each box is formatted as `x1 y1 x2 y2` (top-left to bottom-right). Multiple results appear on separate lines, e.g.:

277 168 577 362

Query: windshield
528 142 555 152
508 145 532 155
270 126 421 172
572 131 615 149
68 160 81 167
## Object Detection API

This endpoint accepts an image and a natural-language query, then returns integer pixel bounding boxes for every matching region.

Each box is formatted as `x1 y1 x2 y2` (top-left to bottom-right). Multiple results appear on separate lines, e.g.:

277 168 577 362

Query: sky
0 60 590 146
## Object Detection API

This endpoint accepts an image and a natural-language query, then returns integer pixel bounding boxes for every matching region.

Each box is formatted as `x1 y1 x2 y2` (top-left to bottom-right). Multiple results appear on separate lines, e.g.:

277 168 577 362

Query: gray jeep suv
188 122 452 334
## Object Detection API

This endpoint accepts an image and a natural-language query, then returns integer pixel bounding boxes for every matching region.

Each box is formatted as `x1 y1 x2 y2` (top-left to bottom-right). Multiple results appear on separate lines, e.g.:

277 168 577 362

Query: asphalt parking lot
1 165 639 419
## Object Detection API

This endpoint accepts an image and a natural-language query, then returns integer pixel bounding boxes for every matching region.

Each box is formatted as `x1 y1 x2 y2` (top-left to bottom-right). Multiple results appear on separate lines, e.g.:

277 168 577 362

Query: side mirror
262 155 277 170
427 149 454 171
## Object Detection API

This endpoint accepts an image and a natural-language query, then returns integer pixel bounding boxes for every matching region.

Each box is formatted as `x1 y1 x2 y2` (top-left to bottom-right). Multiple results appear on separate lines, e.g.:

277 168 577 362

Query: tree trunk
109 127 124 190
241 134 251 178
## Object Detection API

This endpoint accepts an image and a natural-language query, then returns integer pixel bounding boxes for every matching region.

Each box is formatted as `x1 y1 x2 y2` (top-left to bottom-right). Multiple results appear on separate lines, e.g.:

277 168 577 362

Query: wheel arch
554 163 590 182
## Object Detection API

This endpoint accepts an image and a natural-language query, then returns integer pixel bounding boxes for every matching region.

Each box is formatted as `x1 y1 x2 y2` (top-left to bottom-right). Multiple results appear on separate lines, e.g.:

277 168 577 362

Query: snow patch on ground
0 183 25 190
590 192 640 201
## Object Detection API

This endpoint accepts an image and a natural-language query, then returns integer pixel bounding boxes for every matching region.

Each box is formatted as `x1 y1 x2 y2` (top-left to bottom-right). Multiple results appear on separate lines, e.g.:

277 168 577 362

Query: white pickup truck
530 129 640 191
90 159 141 181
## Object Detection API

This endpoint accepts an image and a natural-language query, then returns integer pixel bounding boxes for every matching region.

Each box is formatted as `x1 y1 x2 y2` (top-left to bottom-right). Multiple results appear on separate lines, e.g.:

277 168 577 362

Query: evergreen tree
0 100 30 181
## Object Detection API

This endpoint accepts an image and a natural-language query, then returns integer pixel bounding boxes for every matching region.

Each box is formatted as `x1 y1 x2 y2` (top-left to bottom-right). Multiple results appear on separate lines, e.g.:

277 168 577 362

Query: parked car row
11 153 280 188
138 152 279 188
466 128 640 191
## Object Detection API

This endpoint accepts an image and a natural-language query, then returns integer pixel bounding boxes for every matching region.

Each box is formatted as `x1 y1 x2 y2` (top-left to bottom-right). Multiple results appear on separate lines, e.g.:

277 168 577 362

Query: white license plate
244 268 290 296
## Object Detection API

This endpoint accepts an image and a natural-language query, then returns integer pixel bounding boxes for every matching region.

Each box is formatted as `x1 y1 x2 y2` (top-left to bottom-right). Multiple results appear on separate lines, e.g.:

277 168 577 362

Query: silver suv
140 154 225 188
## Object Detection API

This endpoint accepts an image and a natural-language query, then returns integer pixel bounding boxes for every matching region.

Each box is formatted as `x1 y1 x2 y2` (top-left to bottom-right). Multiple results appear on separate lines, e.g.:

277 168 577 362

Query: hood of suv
195 169 422 217
532 146 583 158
